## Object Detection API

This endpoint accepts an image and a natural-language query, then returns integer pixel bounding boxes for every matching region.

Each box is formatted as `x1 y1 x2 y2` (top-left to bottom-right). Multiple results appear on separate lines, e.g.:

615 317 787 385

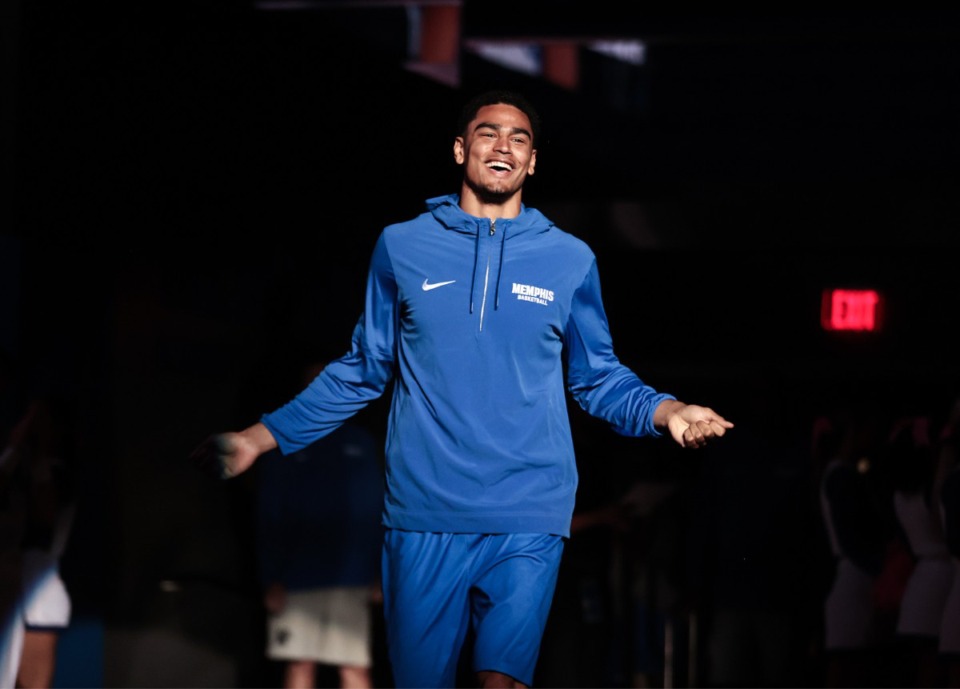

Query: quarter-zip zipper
479 219 496 332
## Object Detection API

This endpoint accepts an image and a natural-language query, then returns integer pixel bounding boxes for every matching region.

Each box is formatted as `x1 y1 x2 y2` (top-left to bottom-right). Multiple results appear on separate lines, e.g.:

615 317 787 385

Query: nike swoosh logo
422 279 456 291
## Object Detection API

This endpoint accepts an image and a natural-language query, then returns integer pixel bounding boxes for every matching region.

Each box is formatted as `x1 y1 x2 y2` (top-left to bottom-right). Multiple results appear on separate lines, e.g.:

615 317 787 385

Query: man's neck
459 186 522 221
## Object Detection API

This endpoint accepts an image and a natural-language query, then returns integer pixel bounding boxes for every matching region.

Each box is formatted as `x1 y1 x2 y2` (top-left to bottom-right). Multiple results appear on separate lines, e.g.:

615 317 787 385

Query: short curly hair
456 89 541 146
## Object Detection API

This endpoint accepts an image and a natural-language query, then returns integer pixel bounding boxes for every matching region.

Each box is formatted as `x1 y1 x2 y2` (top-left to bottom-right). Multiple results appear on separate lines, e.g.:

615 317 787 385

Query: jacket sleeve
261 233 397 455
563 259 674 438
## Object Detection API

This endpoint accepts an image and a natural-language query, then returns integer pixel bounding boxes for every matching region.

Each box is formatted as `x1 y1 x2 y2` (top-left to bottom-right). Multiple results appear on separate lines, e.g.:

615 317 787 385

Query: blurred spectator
15 395 77 689
817 403 895 688
0 361 77 689
884 414 952 687
0 351 28 689
255 361 385 689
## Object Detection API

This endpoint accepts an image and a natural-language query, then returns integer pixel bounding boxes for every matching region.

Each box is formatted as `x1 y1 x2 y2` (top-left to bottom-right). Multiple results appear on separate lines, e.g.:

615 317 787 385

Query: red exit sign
821 289 883 332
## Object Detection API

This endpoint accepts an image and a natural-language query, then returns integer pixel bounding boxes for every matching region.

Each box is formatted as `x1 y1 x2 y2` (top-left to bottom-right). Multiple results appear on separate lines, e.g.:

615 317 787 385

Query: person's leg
313 588 374 688
338 664 372 688
16 628 58 688
381 530 473 688
470 533 564 688
268 591 325 689
282 659 315 689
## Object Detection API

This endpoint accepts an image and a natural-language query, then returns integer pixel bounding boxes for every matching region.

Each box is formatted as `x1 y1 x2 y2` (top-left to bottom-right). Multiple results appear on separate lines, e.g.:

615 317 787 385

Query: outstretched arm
189 422 278 479
654 399 734 449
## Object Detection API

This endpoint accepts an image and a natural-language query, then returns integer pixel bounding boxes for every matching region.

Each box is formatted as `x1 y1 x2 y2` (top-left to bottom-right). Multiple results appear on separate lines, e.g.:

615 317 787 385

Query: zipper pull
490 219 496 236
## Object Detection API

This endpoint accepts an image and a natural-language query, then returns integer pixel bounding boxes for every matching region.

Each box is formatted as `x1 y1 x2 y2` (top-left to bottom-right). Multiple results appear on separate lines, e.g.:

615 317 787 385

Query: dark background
4 3 960 686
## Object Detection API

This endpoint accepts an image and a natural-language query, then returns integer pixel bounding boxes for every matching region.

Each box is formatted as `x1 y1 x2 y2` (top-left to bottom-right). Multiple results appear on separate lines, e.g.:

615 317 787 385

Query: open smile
486 160 514 173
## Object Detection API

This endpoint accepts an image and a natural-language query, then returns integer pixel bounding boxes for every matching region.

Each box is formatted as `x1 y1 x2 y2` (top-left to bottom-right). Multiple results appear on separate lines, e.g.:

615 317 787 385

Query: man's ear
453 137 465 165
527 149 537 176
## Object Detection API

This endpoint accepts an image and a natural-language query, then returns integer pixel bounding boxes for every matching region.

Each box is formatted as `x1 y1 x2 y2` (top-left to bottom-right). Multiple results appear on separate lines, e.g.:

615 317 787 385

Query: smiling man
456 97 536 206
190 89 733 688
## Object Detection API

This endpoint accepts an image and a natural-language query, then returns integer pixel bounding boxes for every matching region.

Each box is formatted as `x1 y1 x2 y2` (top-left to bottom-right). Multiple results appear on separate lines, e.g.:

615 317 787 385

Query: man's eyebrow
473 122 532 139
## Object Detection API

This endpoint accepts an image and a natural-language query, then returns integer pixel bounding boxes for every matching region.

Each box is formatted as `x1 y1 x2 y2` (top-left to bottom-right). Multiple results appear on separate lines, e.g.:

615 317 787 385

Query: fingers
682 426 707 449
682 418 731 449
188 434 233 480
697 406 735 430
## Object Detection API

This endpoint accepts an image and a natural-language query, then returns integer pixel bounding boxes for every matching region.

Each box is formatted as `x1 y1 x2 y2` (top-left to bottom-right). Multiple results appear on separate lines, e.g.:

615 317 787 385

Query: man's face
454 103 537 202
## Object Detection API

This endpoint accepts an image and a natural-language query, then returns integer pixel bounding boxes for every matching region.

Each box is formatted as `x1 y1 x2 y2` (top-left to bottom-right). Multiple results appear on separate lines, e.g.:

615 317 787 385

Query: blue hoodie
261 194 675 537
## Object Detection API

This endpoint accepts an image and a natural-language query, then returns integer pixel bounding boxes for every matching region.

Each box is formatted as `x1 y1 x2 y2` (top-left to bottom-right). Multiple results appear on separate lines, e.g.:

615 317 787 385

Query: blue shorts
382 529 564 687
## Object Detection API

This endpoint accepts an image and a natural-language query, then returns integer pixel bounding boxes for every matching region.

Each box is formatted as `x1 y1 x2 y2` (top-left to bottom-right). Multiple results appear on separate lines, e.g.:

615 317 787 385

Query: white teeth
487 162 512 171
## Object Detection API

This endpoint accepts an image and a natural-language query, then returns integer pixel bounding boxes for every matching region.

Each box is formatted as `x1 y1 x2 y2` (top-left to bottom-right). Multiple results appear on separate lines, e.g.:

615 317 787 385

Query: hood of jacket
425 193 555 313
426 193 554 238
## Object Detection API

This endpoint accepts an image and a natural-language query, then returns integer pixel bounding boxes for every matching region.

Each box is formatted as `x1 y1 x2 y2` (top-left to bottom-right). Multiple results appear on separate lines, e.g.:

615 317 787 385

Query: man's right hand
189 433 237 480
189 424 275 479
